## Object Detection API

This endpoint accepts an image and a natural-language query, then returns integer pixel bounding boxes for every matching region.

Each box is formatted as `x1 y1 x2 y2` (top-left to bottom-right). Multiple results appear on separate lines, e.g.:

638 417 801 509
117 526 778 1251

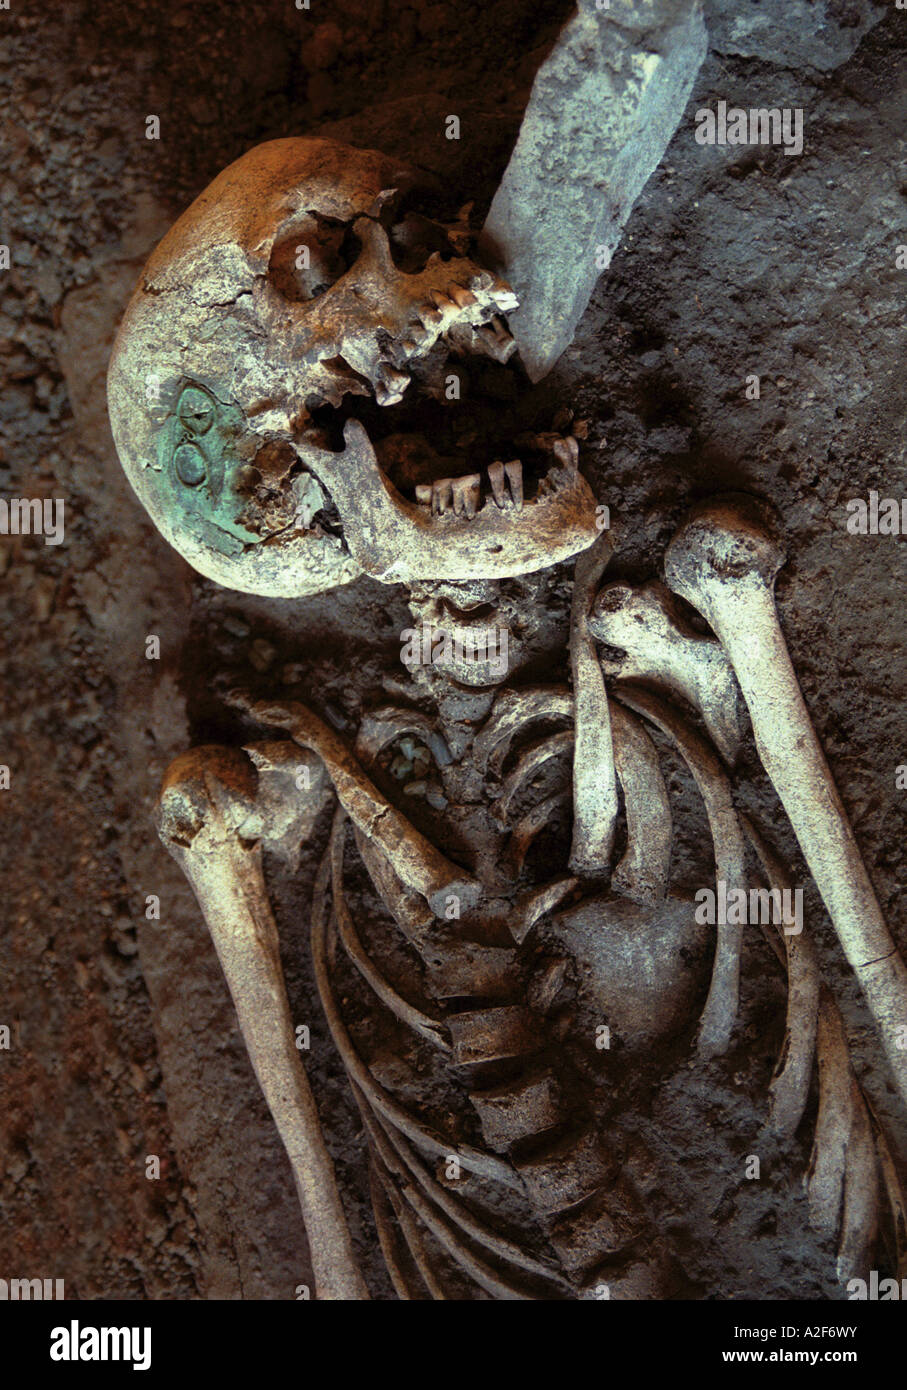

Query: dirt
1 0 905 1299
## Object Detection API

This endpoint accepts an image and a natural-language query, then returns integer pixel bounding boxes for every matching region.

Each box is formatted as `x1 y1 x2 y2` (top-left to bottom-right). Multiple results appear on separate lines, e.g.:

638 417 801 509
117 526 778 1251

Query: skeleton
108 138 907 1299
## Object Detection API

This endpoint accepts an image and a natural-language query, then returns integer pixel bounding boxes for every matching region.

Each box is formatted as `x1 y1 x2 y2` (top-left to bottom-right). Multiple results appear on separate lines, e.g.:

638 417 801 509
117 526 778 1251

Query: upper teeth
383 276 519 375
489 286 519 313
553 436 579 470
375 364 411 405
446 317 516 364
448 284 478 309
484 318 518 363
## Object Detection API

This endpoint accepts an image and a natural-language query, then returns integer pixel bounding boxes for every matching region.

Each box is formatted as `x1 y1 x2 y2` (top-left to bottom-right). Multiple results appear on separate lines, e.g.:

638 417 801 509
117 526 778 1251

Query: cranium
108 137 600 596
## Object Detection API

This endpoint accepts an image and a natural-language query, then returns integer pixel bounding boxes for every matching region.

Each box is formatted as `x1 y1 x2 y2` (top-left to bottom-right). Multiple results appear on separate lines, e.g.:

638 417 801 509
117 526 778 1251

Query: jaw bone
303 420 601 584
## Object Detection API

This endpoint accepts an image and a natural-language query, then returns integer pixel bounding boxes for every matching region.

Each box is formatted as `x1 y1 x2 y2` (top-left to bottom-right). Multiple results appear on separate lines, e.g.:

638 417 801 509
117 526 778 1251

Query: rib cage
309 687 709 1296
307 685 905 1297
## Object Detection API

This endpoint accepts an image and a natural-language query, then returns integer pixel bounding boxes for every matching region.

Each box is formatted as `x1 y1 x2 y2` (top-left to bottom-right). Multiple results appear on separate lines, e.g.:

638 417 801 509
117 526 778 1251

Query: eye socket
269 216 361 302
174 442 207 488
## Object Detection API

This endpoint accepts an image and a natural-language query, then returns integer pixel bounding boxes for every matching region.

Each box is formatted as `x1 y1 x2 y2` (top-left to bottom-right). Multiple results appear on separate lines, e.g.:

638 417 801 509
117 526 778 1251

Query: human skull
108 138 600 597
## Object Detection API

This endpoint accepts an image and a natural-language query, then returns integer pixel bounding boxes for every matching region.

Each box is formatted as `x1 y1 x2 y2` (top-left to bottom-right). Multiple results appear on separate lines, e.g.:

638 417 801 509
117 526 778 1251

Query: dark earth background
1 0 906 1299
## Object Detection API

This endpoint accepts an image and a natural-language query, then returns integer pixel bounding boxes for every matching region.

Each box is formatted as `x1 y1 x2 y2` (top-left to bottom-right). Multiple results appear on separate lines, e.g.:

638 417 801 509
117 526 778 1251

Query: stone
481 0 707 381
704 0 885 73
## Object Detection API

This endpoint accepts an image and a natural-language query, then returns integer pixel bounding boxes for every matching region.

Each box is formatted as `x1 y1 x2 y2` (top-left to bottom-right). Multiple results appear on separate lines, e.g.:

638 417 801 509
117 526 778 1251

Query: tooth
489 283 519 312
432 479 453 515
375 365 410 406
477 318 517 363
488 461 509 509
553 436 579 471
429 289 456 311
400 337 419 355
415 484 433 509
504 460 523 510
444 321 473 350
451 474 482 518
448 284 477 309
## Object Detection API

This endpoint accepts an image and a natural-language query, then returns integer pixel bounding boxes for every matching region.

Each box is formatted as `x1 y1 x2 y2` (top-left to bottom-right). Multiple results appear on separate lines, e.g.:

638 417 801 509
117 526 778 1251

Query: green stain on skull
155 382 260 548
177 385 215 436
174 441 207 487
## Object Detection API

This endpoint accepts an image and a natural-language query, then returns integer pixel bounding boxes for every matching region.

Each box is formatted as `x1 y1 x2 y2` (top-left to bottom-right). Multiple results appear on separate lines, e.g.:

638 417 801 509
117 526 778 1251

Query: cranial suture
108 136 907 1300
